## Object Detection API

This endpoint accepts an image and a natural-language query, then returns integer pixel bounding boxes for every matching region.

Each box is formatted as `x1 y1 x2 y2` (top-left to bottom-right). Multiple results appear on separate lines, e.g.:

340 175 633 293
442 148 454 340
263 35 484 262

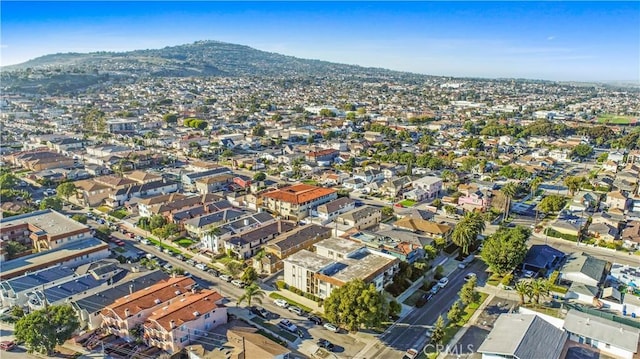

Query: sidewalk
273 288 322 313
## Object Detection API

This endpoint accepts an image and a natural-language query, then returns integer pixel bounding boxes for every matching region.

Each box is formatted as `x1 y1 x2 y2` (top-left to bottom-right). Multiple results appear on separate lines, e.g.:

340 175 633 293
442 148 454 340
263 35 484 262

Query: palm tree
529 278 550 305
515 280 531 305
451 219 475 255
529 177 543 198
237 283 265 307
500 182 518 222
465 211 486 236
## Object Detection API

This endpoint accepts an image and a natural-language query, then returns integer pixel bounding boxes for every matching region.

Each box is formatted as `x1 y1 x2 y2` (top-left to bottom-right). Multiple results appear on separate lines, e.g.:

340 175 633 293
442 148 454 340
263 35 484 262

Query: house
402 187 429 202
605 191 629 212
260 224 333 273
353 169 384 184
71 271 169 331
195 174 236 194
568 191 599 212
380 176 412 197
224 221 295 260
560 252 610 287
477 314 566 359
411 176 443 200
335 206 382 231
183 209 245 239
0 265 77 308
392 217 452 240
283 237 399 299
457 188 493 212
548 220 582 238
311 197 356 224
620 221 640 249
343 178 366 190
181 167 233 190
521 245 565 273
305 148 339 164
566 282 600 304
563 309 640 359
106 180 180 208
100 276 197 340
143 289 226 354
261 184 337 220
587 222 619 242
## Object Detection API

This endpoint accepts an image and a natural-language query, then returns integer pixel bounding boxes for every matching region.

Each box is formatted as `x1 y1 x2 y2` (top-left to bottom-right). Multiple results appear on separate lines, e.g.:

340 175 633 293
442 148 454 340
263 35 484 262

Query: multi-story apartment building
143 289 226 354
261 184 337 220
101 276 197 340
283 237 398 299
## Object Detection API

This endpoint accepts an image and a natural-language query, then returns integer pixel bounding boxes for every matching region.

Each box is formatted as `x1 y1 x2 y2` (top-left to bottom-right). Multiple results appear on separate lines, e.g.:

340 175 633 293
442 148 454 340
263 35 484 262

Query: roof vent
175 290 181 295
193 311 200 317
154 298 161 304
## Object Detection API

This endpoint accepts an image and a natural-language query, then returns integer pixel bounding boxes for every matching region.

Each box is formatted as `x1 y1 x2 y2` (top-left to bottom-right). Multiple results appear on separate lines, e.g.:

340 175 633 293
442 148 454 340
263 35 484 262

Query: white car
231 279 246 288
219 274 233 282
140 239 150 245
323 323 339 333
274 299 289 308
438 277 449 288
464 273 477 282
195 263 207 271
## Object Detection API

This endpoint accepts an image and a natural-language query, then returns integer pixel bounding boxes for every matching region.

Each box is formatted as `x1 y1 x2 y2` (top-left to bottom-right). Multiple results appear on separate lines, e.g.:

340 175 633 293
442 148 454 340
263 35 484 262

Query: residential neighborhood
1 45 640 359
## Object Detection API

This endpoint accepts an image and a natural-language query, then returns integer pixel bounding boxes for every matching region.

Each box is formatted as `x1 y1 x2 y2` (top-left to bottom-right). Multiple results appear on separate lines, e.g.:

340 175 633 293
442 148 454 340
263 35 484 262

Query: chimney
170 320 176 329
124 308 130 317
129 284 134 295
244 219 250 226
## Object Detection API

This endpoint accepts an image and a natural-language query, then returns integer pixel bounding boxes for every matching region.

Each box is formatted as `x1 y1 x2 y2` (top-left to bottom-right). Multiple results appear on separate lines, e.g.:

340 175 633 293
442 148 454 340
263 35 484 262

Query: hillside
1 40 422 93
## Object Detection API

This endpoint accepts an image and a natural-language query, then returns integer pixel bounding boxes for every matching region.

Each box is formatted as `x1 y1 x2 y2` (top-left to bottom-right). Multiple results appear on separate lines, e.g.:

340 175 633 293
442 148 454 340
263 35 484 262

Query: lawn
597 114 636 125
173 237 196 248
486 274 503 287
399 199 417 207
302 179 319 186
268 292 314 314
97 205 111 213
109 208 128 219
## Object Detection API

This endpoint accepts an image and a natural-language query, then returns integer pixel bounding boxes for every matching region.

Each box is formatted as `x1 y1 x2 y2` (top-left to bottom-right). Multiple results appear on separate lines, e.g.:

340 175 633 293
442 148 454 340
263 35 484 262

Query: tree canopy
571 143 594 158
15 305 80 354
537 195 567 213
481 226 529 275
40 196 63 211
56 182 77 200
324 279 389 332
162 113 178 124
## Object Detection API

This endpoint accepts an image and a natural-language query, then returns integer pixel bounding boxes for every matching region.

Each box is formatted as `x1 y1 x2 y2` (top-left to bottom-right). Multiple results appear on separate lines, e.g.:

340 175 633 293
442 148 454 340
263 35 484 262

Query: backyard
173 237 197 248
596 114 636 125
399 199 417 207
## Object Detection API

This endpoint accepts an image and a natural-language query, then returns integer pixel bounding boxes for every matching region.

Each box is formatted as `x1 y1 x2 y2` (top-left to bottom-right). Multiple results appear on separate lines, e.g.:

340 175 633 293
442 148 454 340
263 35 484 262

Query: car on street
274 299 289 308
308 315 323 325
430 284 440 295
288 306 304 316
437 277 449 288
323 323 339 333
422 292 434 302
231 279 245 288
0 341 16 351
140 239 150 245
250 306 270 319
403 348 419 359
219 274 233 282
195 263 207 271
317 338 335 351
175 254 185 261
278 319 297 333
464 273 477 282
207 268 220 276
186 259 196 266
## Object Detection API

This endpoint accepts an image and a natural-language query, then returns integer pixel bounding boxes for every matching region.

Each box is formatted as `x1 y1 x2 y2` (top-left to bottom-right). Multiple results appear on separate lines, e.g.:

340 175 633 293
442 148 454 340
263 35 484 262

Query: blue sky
1 1 639 81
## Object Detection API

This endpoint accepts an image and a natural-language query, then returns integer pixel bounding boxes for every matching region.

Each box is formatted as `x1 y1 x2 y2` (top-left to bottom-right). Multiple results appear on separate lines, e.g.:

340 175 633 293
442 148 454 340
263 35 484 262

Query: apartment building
283 237 398 299
101 276 197 340
260 224 333 273
261 184 337 220
143 289 226 354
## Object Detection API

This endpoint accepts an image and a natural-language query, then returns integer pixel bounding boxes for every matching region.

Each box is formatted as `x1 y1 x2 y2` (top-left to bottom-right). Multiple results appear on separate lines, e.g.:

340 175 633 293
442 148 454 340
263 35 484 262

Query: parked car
195 263 207 271
219 274 233 282
140 239 150 245
274 299 289 308
464 273 477 282
186 259 196 266
250 306 270 319
231 279 245 288
278 319 297 333
288 306 304 316
430 284 441 295
308 315 323 325
0 341 15 351
437 277 449 288
207 268 220 276
403 348 419 359
323 323 339 333
175 254 185 261
317 338 335 351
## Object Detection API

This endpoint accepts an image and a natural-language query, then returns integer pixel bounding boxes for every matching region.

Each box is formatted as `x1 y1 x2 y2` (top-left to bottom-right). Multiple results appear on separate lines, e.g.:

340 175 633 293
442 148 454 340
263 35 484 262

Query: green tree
5 241 27 259
481 227 529 275
529 278 550 305
389 300 402 317
271 113 283 121
0 173 18 189
71 214 87 224
529 177 543 198
459 277 479 305
237 283 265 307
241 267 258 284
252 125 266 137
152 223 179 241
381 206 394 217
564 176 585 196
253 172 267 181
537 195 567 213
149 215 167 231
319 108 336 118
324 279 389 332
515 280 531 305
140 258 159 270
222 149 234 158
162 113 178 124
451 212 485 255
15 305 80 355
500 182 518 221
423 245 438 261
447 301 463 324
226 261 243 277
430 315 446 345
571 143 594 158
40 196 63 211
56 182 77 201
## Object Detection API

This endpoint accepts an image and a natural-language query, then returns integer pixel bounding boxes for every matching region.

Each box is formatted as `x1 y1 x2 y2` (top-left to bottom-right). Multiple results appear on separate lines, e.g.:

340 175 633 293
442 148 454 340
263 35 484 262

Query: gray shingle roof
563 309 640 353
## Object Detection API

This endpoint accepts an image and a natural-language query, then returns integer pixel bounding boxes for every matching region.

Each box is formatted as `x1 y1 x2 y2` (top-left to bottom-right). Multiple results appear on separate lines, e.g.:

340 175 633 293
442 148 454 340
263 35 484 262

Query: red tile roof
262 184 336 205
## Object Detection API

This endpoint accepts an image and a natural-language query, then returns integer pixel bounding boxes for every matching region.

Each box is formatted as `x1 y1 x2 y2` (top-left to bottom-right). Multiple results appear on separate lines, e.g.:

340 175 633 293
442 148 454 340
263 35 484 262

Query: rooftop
563 309 640 353
262 184 336 205
315 237 363 256
284 250 333 272
146 289 223 332
0 209 89 239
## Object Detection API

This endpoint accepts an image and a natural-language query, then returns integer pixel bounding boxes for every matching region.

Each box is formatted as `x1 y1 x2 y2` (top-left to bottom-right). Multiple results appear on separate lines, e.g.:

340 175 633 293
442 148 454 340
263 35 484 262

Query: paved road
360 260 489 359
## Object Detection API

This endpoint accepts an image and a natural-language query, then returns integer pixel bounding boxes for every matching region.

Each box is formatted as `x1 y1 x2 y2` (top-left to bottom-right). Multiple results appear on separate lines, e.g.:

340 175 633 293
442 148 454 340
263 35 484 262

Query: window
204 313 210 319
179 335 189 343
